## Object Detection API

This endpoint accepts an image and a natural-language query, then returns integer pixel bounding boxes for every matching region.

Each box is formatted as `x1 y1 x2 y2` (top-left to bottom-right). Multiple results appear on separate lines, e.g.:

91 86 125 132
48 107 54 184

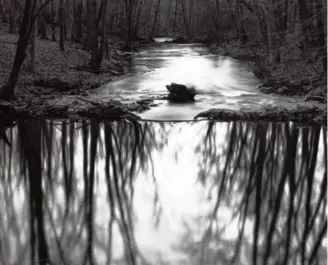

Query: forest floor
209 41 327 103
0 22 151 120
0 28 127 98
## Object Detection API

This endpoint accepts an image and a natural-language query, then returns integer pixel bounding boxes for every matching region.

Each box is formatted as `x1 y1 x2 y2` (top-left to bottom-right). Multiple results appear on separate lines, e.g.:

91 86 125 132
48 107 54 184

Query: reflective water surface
0 120 326 265
90 42 320 120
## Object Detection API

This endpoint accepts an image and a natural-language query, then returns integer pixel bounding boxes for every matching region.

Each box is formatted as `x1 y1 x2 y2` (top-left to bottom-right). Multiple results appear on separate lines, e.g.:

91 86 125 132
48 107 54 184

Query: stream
0 39 326 265
90 38 321 121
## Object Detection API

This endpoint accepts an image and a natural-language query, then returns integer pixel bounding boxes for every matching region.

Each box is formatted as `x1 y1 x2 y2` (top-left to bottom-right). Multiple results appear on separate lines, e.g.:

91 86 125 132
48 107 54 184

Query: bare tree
59 0 65 51
0 0 53 100
149 0 161 39
38 0 48 39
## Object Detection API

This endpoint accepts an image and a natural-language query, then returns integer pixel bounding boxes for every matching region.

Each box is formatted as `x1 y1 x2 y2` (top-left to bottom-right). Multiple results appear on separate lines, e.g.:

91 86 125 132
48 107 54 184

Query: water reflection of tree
0 119 326 265
178 121 327 265
0 119 160 265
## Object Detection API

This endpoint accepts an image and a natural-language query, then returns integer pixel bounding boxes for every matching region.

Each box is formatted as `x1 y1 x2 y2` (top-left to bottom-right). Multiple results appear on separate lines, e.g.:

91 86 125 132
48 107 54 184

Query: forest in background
0 0 326 101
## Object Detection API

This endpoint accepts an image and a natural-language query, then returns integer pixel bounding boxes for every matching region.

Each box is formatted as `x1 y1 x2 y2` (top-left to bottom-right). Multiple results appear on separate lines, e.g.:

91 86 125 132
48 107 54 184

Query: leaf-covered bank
194 105 327 125
0 95 142 121
0 29 128 100
209 41 327 103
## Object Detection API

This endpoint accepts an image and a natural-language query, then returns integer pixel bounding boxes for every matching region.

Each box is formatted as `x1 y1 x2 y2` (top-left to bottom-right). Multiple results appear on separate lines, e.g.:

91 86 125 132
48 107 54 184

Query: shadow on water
0 119 326 265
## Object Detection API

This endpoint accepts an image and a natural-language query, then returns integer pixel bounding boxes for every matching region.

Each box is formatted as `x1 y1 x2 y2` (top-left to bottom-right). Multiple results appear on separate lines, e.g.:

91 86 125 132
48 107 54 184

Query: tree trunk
143 0 153 36
180 0 190 37
0 0 36 100
28 21 37 73
214 0 220 30
173 0 178 32
71 0 77 40
88 0 99 67
0 0 4 17
149 0 161 39
281 0 289 32
39 0 48 39
165 0 173 33
83 0 92 50
188 0 194 36
297 0 310 49
124 0 134 50
51 0 56 41
64 0 68 40
250 0 264 44
314 0 327 72
74 0 83 42
237 1 248 44
261 0 277 62
9 0 16 33
95 0 110 68
59 0 65 51
133 0 144 37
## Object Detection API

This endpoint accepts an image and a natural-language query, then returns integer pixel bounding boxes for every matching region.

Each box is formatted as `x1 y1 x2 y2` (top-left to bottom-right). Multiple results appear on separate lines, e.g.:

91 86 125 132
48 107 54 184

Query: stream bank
0 25 154 120
0 95 326 125
0 28 326 124
207 41 327 103
0 30 128 99
164 35 326 103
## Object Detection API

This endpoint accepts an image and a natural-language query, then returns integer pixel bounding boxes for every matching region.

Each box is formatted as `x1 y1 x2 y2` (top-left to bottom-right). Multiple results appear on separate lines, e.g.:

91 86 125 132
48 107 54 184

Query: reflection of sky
90 122 252 262
69 122 326 263
1 122 326 265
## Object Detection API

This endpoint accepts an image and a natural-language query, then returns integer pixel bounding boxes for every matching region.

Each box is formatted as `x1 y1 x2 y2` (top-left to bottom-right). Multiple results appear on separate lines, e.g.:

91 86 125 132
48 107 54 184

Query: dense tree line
0 0 326 99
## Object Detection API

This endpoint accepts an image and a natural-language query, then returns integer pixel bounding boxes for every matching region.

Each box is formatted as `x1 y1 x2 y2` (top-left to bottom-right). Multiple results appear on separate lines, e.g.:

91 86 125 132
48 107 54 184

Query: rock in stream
166 83 196 103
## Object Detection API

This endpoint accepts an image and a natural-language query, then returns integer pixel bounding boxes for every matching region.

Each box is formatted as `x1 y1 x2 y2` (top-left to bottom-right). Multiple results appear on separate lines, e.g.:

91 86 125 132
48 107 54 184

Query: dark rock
166 83 196 102
259 86 275 94
135 36 155 44
80 91 89 96
137 98 154 105
232 54 256 61
192 33 214 44
169 37 189 44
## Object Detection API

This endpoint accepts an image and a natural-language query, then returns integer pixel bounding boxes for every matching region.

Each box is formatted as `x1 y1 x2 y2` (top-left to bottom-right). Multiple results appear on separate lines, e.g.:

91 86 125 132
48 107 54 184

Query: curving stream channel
90 38 321 121
0 39 326 265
